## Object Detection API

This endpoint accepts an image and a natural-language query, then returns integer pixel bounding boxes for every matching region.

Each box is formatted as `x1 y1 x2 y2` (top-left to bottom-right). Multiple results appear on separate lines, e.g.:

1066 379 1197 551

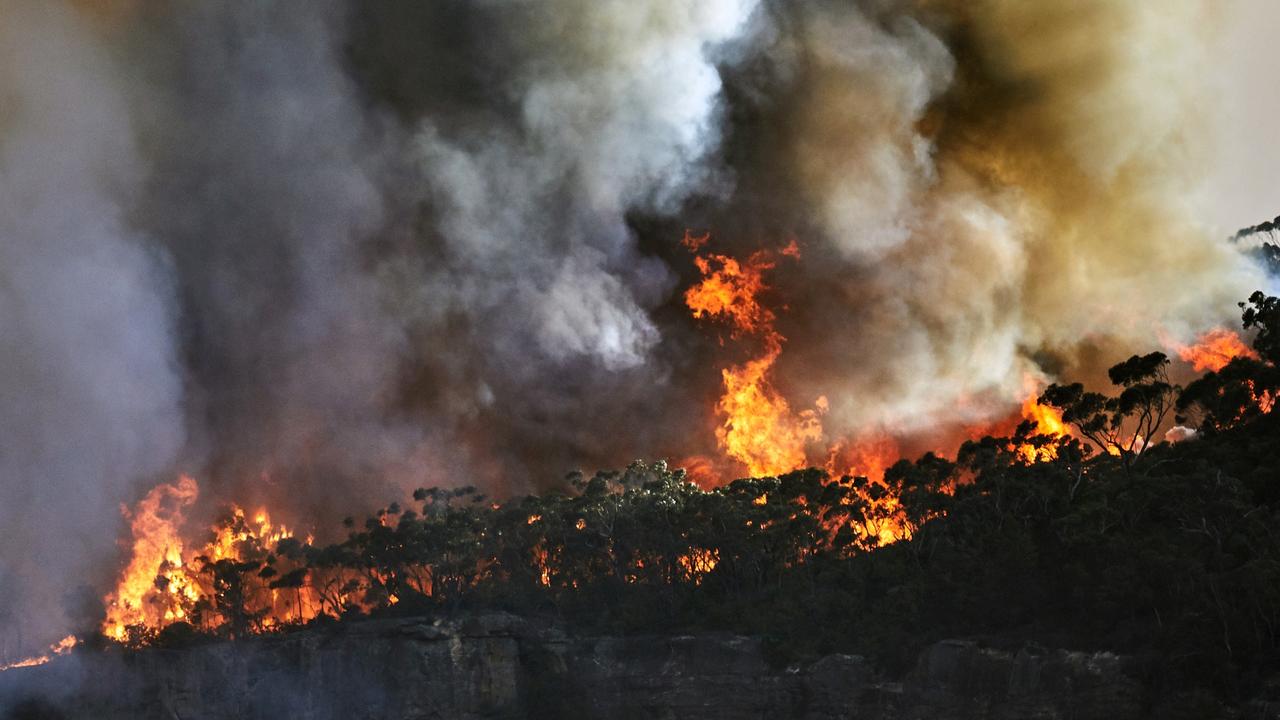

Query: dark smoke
0 0 1270 652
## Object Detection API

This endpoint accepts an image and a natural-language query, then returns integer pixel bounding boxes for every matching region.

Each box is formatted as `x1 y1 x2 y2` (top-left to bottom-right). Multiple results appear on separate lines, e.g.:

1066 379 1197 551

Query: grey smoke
120 2 417 512
4 0 760 652
0 0 1271 655
0 1 183 654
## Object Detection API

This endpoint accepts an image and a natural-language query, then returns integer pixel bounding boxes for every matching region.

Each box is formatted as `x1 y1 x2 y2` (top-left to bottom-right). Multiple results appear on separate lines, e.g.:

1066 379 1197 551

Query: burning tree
71 285 1280 705
1178 292 1280 433
1039 352 1177 471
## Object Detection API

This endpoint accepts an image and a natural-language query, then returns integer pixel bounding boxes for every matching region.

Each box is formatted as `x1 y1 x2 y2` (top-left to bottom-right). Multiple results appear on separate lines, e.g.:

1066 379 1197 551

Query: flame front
88 244 1243 644
101 475 324 642
680 236 1090 546
0 635 76 672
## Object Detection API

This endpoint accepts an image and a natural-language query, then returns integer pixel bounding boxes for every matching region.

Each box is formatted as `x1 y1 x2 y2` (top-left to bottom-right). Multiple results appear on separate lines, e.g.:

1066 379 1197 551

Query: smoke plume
0 0 1271 651
0 1 184 651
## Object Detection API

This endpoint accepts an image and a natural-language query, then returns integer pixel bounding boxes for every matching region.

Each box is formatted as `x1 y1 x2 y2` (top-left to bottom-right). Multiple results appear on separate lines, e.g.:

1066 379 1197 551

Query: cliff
0 613 1247 719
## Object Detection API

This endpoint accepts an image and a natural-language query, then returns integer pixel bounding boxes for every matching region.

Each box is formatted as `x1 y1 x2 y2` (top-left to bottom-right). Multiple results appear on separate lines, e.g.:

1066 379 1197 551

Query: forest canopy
98 277 1280 707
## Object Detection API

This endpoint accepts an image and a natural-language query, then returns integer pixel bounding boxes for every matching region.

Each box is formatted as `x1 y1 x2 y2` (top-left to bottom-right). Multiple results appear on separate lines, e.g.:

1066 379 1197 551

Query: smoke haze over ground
0 0 1273 649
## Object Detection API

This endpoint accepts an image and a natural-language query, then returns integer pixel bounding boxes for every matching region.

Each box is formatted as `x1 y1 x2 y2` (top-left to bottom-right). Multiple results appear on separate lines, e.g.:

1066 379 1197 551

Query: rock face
0 614 1147 719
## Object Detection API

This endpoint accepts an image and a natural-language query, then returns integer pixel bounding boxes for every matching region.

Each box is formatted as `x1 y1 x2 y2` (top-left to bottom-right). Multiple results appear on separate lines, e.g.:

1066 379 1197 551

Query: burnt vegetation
108 277 1280 706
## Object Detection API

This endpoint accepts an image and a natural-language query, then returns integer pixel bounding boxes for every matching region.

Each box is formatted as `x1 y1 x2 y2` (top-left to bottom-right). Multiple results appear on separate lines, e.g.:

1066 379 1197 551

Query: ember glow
677 549 720 585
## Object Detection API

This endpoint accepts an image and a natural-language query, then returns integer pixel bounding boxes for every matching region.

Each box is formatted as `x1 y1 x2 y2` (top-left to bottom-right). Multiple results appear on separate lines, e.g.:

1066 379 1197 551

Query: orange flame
1017 395 1068 463
674 454 720 488
1176 328 1257 372
683 244 777 337
1166 327 1272 418
533 546 552 587
716 335 825 477
0 635 76 672
102 474 200 641
684 234 916 546
101 475 326 642
826 435 899 482
677 548 719 585
684 233 825 477
1255 382 1276 414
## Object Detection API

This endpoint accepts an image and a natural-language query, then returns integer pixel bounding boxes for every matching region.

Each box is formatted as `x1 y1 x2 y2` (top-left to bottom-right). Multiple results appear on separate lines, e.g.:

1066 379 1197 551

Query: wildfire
1104 435 1146 457
102 474 200 640
675 455 720 488
683 232 776 337
684 233 913 545
683 232 824 477
101 475 323 642
533 546 553 587
1255 383 1277 414
1017 395 1068 463
96 239 1254 646
677 548 720 585
0 635 77 673
716 336 825 477
825 435 899 482
1176 329 1273 414
1175 328 1257 372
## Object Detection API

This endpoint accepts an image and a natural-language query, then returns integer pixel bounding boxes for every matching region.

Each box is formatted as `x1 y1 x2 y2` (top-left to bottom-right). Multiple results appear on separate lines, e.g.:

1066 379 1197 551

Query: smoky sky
0 0 1272 650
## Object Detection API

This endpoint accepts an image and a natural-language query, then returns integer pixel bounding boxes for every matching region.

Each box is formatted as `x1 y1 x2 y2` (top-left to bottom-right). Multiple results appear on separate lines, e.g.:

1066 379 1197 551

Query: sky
1204 0 1280 231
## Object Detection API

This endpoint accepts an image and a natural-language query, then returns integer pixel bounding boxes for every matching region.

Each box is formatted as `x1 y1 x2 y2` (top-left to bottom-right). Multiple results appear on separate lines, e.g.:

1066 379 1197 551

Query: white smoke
0 0 1273 653
413 0 759 371
785 6 954 260
0 1 184 654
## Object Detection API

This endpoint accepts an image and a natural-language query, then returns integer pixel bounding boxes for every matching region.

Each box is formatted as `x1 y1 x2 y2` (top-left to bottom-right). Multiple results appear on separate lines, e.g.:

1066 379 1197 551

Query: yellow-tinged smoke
0 0 1274 658
768 0 1266 439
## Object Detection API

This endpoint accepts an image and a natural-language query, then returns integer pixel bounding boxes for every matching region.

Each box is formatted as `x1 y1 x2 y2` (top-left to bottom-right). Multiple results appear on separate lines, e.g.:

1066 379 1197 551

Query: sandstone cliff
0 613 1236 719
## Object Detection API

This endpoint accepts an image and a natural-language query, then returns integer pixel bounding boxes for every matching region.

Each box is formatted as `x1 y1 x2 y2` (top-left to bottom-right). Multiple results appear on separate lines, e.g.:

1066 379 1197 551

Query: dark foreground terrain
6 611 1263 720
6 290 1280 719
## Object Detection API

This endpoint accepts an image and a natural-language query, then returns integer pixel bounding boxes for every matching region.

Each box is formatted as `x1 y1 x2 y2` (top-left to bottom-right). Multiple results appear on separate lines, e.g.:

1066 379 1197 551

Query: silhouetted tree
1040 352 1176 472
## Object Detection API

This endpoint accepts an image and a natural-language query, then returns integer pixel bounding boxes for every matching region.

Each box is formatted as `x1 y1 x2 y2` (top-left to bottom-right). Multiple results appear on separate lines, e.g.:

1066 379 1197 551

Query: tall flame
101 475 323 642
683 232 824 477
684 233 918 544
716 337 825 477
102 474 199 641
